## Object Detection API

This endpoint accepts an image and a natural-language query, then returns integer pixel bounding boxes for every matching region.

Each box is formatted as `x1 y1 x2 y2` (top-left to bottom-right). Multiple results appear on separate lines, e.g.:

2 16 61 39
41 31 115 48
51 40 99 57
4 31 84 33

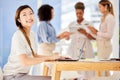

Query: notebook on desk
110 58 120 61
100 58 120 61
56 40 86 61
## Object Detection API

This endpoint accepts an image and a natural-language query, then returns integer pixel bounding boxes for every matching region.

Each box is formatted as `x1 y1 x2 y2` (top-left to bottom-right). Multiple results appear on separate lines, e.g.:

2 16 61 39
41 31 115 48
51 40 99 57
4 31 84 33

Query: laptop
100 58 120 61
56 40 86 61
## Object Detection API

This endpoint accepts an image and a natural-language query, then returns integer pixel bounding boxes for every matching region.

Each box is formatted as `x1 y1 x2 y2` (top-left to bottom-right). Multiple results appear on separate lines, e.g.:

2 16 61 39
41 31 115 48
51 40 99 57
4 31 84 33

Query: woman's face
75 9 84 21
51 9 54 20
18 8 34 28
98 3 107 14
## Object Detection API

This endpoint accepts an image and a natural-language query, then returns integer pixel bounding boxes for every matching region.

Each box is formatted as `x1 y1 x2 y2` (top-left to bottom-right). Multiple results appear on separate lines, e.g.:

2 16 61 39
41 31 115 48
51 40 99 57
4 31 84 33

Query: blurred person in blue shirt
37 4 71 55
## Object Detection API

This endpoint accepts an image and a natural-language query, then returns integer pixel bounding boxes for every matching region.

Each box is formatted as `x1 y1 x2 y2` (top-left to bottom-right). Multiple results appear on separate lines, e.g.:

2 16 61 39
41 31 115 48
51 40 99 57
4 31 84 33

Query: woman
61 2 95 80
66 2 95 60
37 4 70 55
3 5 59 80
88 0 115 59
36 4 71 76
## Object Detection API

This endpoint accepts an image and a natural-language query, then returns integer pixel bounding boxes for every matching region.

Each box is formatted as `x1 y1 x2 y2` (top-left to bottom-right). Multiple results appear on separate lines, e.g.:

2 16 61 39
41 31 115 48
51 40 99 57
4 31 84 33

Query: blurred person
37 4 71 56
80 0 115 77
64 2 95 80
66 2 95 60
36 4 71 76
87 0 115 59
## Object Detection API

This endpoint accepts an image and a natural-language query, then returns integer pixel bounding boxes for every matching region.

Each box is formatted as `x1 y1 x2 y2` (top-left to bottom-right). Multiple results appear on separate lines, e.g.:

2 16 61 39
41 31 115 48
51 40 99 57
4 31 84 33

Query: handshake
77 26 98 40
57 31 73 40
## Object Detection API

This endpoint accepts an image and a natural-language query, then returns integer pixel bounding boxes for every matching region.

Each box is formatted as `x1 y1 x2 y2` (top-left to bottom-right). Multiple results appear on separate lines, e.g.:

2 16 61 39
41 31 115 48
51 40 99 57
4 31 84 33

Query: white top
68 20 92 39
3 30 37 75
67 20 94 59
91 14 115 40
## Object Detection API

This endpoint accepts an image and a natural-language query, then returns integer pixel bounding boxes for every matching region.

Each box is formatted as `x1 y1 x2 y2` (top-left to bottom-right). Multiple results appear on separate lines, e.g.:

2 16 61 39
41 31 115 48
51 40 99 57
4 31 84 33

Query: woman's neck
101 12 109 22
47 20 50 23
23 27 31 37
77 18 84 24
103 11 109 17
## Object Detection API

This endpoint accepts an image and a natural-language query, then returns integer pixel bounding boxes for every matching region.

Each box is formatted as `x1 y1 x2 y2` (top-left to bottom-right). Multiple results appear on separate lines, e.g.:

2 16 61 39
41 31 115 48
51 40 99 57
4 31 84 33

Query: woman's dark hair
15 5 35 57
38 4 53 21
99 0 114 15
74 2 85 11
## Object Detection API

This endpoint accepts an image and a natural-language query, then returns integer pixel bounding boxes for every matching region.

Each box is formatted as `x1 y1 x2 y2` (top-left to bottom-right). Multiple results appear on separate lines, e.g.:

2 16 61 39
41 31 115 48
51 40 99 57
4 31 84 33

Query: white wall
37 0 42 9
110 0 119 58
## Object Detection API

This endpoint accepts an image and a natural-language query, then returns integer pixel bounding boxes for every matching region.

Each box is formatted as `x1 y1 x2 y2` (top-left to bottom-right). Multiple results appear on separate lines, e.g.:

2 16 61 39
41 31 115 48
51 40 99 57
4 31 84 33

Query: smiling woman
0 0 38 68
3 5 59 80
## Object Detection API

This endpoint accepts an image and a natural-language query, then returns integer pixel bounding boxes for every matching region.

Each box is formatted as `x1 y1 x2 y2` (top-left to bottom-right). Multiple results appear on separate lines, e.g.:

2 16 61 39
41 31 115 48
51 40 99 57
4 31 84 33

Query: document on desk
79 58 99 62
78 58 118 62
100 58 120 61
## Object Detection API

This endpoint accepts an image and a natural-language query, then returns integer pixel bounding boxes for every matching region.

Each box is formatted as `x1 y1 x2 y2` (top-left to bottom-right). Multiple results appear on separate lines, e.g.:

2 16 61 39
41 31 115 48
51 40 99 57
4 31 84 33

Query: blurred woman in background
37 4 71 56
88 0 115 59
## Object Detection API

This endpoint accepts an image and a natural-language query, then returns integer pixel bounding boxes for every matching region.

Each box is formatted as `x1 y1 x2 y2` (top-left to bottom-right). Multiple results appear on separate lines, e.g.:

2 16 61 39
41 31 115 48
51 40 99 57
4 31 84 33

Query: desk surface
45 60 120 71
43 60 120 80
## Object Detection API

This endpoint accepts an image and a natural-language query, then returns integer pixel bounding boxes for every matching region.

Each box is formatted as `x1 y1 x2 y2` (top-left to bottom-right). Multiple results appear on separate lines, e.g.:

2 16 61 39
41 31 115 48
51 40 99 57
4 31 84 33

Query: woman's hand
78 28 95 40
77 28 87 35
52 53 59 60
88 26 98 35
86 34 96 40
57 31 73 39
65 36 70 40
46 53 59 61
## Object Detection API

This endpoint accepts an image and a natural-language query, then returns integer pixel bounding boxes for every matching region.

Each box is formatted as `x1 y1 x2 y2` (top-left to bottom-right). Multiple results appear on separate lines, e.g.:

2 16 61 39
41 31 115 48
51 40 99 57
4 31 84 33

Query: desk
43 61 120 80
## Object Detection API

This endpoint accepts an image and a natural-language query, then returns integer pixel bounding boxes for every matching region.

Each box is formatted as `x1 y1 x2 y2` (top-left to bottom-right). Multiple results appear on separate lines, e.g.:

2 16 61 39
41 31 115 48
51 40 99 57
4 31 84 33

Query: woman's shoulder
105 14 115 23
12 30 24 40
13 30 22 37
68 21 77 27
38 21 48 28
106 14 115 20
69 21 76 25
39 21 47 25
12 30 35 41
82 20 91 25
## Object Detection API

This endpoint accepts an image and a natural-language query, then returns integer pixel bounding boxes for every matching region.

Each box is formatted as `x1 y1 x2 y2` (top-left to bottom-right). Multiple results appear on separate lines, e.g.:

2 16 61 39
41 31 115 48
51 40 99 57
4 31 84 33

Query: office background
0 0 119 68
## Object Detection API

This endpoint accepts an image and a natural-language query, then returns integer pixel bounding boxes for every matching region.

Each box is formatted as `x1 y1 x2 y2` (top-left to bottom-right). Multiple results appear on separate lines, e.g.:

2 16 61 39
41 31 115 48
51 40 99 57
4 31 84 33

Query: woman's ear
17 18 21 23
105 5 108 11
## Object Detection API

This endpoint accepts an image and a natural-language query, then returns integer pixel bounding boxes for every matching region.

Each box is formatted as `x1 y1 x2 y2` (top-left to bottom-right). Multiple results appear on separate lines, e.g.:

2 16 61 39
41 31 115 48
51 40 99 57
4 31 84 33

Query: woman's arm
57 31 73 40
77 28 96 40
87 26 98 35
97 15 115 39
19 53 58 66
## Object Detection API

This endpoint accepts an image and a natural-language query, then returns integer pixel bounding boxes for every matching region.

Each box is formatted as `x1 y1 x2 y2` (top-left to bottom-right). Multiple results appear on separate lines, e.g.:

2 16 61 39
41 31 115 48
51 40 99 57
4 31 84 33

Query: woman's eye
30 12 33 15
23 14 26 16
